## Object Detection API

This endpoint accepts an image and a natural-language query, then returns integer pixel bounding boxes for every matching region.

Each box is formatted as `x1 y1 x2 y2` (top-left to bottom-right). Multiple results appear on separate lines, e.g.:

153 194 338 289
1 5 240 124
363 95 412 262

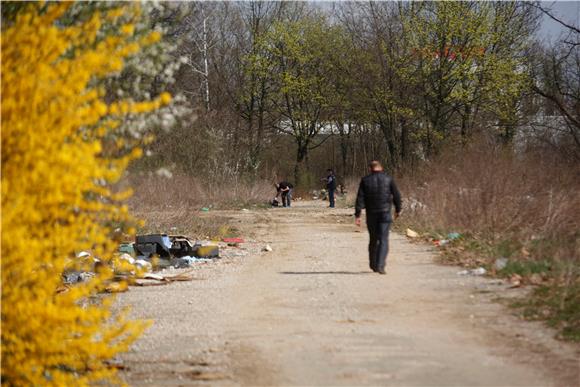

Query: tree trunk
400 117 409 166
294 140 309 188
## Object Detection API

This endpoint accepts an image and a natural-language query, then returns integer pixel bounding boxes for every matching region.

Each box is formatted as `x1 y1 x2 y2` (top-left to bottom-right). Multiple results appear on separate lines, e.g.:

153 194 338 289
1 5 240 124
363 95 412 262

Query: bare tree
182 2 219 111
530 3 580 157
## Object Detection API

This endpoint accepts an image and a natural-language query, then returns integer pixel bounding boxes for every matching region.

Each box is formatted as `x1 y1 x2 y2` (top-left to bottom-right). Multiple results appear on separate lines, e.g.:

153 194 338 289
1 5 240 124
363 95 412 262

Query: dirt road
117 201 579 386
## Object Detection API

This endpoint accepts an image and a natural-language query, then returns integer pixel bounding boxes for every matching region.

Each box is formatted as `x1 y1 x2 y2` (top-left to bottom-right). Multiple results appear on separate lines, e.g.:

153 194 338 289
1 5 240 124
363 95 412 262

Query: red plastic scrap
222 237 244 244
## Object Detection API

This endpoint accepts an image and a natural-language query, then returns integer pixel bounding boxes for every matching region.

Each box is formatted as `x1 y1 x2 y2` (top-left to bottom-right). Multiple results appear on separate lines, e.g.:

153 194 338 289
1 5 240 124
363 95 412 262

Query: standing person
354 161 402 274
278 181 293 207
325 169 337 208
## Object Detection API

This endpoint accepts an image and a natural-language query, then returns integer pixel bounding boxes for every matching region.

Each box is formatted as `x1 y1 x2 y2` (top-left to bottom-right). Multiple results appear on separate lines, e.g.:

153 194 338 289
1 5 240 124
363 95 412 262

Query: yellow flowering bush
1 3 169 385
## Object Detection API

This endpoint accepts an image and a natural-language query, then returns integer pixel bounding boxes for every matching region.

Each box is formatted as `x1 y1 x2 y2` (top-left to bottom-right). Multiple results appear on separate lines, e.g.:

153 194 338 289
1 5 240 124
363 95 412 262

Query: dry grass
125 172 274 211
119 173 273 238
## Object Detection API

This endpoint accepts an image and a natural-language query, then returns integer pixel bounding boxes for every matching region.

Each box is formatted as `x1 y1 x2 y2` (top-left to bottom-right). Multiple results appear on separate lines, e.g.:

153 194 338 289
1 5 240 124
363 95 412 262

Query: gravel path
117 201 579 386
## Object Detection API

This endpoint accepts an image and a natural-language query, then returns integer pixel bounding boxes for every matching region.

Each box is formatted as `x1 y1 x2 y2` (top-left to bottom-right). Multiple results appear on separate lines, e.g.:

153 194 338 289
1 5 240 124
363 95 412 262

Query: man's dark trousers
366 212 391 272
328 188 335 208
282 189 292 207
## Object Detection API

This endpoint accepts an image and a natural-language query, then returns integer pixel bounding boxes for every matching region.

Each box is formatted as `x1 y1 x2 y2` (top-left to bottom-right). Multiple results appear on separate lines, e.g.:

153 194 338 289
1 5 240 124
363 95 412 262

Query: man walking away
278 181 293 207
355 161 402 274
325 169 337 208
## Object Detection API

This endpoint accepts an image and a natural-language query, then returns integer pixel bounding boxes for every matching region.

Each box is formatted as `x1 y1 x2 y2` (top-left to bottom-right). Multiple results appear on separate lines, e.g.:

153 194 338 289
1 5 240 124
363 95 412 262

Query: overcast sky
538 1 580 41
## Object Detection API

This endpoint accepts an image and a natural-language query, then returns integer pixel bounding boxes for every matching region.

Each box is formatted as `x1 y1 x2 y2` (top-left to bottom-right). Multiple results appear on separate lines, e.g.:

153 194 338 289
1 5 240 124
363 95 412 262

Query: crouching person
278 181 293 207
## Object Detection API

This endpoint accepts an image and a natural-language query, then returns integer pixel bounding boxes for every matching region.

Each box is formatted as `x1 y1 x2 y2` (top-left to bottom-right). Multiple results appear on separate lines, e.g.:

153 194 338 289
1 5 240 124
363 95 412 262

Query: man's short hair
369 160 382 170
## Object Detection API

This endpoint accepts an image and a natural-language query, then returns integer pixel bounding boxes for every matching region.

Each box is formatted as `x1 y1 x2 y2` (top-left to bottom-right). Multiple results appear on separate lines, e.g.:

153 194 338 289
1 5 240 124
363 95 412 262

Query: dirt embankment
117 201 579 386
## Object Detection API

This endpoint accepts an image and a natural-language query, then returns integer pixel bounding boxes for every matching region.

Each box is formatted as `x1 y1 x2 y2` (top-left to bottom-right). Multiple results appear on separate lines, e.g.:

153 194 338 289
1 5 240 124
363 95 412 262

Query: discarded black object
134 234 213 260
134 234 172 258
169 235 199 257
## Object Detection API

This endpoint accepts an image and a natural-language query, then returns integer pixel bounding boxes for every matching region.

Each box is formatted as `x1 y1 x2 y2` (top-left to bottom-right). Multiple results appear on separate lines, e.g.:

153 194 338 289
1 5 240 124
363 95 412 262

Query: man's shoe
377 270 386 275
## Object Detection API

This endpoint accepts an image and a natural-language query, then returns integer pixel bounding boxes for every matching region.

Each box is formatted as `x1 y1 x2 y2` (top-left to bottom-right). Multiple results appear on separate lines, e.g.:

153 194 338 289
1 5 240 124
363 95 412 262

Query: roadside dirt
117 201 579 386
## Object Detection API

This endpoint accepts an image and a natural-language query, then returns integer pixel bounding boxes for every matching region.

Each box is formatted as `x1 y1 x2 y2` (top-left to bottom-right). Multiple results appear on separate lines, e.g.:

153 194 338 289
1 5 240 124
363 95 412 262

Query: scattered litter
447 232 461 240
133 280 168 287
134 270 196 286
201 207 210 212
223 237 244 244
119 253 135 265
406 228 419 238
163 271 195 282
79 272 95 282
263 244 273 252
494 257 508 271
76 250 99 263
434 239 449 247
171 256 191 268
471 267 487 276
63 272 81 284
135 259 152 271
407 197 427 211
155 167 173 179
170 256 210 268
119 243 136 256
457 267 487 276
63 271 94 284
509 274 523 288
241 208 249 212
105 282 129 293
143 273 165 281
195 245 219 258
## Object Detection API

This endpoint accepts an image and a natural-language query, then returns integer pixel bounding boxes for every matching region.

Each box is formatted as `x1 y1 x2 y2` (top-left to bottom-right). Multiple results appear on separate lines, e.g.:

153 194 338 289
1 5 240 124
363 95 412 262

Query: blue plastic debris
447 232 461 240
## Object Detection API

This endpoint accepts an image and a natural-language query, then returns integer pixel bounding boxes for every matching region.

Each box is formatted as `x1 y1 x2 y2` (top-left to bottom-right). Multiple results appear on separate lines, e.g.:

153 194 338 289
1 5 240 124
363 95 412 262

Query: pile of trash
62 233 223 288
61 233 272 291
125 234 220 268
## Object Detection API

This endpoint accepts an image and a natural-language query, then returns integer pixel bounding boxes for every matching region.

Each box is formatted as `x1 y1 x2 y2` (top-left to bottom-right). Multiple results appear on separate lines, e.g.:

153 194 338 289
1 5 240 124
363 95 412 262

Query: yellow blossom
1 3 170 385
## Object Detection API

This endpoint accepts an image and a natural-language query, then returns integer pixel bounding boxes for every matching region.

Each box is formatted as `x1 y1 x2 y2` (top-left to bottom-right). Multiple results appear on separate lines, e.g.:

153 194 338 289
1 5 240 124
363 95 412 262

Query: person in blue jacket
324 169 337 208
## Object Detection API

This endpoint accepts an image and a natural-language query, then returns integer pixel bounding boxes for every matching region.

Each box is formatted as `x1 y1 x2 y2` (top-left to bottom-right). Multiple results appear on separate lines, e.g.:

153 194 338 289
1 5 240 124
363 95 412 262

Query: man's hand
355 217 361 227
394 212 400 221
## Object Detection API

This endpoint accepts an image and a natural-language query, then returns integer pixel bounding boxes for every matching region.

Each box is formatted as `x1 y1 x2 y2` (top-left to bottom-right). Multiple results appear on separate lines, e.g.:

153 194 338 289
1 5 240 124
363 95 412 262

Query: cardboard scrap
132 270 196 286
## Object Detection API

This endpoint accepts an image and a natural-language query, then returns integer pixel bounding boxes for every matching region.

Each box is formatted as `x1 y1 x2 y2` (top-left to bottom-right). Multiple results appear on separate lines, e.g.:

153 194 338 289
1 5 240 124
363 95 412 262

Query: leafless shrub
399 140 579 243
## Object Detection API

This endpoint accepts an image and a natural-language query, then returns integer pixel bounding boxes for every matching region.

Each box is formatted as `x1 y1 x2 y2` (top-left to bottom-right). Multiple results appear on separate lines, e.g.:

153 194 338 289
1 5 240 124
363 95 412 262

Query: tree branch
531 3 580 34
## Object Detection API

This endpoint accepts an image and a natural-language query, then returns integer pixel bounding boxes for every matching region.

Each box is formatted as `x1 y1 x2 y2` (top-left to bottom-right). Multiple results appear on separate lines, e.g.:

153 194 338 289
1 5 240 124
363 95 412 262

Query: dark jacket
326 174 336 190
355 171 402 220
279 181 293 190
